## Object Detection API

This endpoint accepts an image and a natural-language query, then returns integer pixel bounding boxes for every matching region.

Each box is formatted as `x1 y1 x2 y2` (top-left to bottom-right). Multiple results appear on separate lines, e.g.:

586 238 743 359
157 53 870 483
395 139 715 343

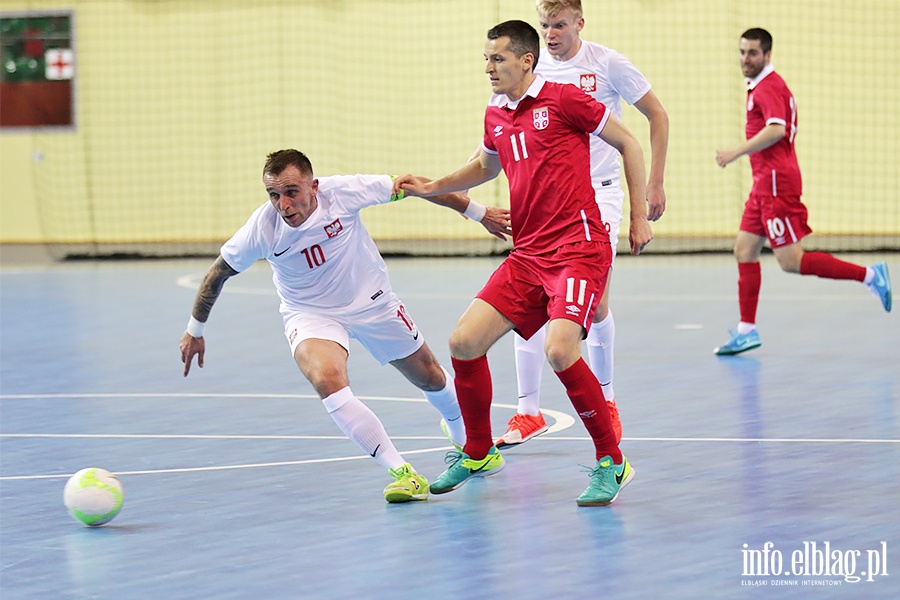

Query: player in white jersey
179 149 512 504
496 0 669 448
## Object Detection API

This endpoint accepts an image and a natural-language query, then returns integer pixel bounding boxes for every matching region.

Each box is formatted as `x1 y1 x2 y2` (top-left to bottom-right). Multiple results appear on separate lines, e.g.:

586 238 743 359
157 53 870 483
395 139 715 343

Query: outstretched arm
716 123 785 167
393 149 502 198
634 90 669 221
598 114 653 255
394 151 510 239
179 256 239 377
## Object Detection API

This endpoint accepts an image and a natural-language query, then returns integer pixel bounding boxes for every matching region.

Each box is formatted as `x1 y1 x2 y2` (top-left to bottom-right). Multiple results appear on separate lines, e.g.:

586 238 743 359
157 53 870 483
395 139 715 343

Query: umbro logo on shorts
565 304 582 316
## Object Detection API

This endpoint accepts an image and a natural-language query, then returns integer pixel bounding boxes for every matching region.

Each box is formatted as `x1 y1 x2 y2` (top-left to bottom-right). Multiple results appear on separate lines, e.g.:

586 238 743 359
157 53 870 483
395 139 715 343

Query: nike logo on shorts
274 247 291 257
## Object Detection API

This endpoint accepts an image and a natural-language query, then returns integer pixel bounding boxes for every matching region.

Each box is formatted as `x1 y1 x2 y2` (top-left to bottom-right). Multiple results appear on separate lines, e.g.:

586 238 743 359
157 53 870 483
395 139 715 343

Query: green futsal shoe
384 463 429 503
429 447 505 494
576 455 634 506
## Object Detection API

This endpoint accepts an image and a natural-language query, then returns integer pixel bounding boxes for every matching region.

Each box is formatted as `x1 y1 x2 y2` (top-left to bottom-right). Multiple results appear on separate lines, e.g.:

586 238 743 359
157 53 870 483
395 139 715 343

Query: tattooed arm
179 256 240 377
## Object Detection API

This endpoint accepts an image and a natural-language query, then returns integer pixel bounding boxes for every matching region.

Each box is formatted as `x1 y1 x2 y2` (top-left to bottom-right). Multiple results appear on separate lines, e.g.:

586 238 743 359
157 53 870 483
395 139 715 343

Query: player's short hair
264 149 314 178
535 0 583 20
487 20 540 71
741 28 773 54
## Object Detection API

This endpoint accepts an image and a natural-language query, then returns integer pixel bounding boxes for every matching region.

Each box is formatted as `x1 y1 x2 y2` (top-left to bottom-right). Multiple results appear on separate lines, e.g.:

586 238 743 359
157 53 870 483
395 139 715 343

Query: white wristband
186 316 205 338
463 200 486 222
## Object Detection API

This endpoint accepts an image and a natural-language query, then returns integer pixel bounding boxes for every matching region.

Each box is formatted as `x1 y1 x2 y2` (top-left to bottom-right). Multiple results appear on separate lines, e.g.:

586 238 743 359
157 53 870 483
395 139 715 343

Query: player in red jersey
394 20 652 506
714 28 891 355
497 0 670 450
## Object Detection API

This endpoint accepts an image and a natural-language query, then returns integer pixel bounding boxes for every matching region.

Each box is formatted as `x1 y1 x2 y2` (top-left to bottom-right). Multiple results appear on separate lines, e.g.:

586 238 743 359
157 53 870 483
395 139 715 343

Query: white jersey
536 40 651 189
221 174 397 317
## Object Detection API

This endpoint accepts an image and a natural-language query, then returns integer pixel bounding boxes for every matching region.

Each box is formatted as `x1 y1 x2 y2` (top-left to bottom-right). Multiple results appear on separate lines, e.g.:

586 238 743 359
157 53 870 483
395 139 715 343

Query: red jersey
746 66 802 196
482 77 611 254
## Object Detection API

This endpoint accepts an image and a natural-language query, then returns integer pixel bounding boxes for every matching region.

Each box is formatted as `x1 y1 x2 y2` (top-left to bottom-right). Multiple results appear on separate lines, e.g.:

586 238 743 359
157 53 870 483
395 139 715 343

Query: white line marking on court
0 393 575 480
3 393 895 481
0 393 576 434
541 436 899 443
0 446 453 481
4 433 894 444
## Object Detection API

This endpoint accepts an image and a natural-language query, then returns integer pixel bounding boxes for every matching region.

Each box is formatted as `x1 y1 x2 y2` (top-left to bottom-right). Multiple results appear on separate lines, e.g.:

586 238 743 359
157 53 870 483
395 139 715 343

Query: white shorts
282 292 424 365
596 184 624 262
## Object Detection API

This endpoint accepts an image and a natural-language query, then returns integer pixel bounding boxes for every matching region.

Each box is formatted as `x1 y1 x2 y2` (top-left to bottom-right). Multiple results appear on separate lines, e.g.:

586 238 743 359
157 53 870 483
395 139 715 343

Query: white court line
3 434 895 481
0 393 575 434
0 446 452 481
5 433 895 444
542 436 898 444
3 393 895 481
0 393 575 481
1 392 323 400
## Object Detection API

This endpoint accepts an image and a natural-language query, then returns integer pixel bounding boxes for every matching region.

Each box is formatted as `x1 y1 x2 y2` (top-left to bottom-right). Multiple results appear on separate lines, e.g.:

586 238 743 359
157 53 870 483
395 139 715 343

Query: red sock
555 358 621 463
800 251 866 281
738 262 762 324
451 356 493 460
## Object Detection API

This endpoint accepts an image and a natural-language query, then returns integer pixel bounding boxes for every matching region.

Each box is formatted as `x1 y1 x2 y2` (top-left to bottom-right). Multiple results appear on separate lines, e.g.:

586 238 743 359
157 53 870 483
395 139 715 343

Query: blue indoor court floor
1 251 898 599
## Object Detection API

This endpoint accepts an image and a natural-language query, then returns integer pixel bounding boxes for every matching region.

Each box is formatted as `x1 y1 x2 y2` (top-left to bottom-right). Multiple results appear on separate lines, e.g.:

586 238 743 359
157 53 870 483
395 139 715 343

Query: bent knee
775 255 801 273
449 329 481 361
299 364 347 398
544 344 579 373
734 245 756 263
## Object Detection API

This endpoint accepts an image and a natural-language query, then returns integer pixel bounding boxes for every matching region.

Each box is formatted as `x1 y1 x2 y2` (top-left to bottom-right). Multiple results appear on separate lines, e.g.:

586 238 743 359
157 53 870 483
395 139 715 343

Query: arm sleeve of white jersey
220 204 270 272
321 174 397 212
608 50 652 106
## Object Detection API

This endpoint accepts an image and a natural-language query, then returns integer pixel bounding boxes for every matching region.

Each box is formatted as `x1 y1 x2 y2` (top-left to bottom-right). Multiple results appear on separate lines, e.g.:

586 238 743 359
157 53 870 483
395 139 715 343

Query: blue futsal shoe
714 329 761 356
867 261 892 312
576 455 635 507
429 447 505 494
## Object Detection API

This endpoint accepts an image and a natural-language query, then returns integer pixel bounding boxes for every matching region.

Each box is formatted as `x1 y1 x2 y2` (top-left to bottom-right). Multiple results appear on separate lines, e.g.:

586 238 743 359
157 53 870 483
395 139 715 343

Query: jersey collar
746 64 775 91
497 75 546 110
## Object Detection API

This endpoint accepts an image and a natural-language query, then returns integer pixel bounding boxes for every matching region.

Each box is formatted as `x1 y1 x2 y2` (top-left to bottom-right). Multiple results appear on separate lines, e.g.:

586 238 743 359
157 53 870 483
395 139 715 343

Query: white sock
864 267 875 285
322 387 405 470
423 366 466 447
737 322 757 335
586 310 616 403
514 326 546 415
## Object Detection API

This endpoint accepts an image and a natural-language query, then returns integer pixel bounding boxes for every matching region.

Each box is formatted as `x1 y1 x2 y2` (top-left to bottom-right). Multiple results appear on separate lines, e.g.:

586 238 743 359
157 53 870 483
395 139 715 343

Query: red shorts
476 240 611 340
739 193 812 248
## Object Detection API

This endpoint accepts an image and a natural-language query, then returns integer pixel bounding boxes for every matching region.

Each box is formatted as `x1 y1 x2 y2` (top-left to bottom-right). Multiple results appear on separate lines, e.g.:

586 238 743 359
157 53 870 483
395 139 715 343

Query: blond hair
535 0 583 20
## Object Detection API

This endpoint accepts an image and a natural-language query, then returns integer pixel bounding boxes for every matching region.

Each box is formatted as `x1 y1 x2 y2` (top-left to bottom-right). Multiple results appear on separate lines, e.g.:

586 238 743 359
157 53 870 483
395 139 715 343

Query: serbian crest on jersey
580 74 597 93
747 92 754 111
533 107 549 130
324 218 343 238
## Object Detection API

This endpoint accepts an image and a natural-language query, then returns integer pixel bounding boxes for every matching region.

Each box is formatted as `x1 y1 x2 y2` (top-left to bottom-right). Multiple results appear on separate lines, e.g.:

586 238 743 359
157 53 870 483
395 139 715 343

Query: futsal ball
63 468 124 526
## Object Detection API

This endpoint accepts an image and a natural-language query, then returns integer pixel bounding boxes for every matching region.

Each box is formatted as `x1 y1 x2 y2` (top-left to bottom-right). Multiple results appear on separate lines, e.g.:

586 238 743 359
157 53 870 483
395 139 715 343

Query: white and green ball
63 468 124 526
